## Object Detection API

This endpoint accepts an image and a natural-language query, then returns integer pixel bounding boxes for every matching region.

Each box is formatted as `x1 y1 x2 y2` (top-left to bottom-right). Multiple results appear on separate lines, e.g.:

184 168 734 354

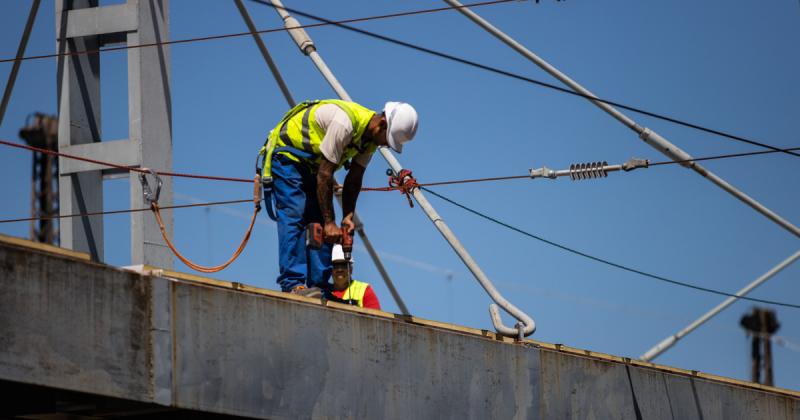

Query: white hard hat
383 101 418 153
331 244 353 264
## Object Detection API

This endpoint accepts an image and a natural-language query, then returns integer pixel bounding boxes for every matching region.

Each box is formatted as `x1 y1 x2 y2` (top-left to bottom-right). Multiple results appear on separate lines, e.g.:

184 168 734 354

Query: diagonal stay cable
420 186 800 309
1 1 791 156
249 0 799 158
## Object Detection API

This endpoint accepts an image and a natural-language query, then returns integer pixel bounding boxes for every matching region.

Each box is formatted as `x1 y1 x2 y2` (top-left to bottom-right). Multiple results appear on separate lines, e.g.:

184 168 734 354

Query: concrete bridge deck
1 235 797 419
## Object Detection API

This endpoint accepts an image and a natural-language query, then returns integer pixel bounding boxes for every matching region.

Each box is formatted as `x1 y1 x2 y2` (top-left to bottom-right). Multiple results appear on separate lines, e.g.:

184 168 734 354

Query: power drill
306 222 353 261
306 223 324 249
341 227 353 263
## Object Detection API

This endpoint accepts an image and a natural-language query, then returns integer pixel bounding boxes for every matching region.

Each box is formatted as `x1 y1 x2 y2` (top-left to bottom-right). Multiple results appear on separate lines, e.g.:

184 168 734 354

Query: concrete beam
65 4 138 39
0 239 798 419
59 139 140 174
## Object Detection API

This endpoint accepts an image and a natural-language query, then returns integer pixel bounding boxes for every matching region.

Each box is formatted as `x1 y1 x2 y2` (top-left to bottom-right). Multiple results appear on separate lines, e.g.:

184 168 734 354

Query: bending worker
260 99 419 297
329 244 381 309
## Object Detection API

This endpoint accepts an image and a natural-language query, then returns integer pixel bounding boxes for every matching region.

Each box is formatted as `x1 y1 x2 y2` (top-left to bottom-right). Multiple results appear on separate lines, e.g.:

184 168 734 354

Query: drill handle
341 227 353 251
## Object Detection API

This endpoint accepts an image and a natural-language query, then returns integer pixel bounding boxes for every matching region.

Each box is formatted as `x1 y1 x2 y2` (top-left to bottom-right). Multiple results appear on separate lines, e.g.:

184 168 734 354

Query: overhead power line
2 139 797 191
648 147 800 167
0 139 254 182
420 186 800 309
249 0 799 158
3 135 795 307
2 2 792 155
0 3 792 156
0 0 516 64
0 199 252 224
372 147 800 189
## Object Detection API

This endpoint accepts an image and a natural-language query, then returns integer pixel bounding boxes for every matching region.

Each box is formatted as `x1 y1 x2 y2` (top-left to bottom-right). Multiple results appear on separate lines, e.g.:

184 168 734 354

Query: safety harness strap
260 145 317 222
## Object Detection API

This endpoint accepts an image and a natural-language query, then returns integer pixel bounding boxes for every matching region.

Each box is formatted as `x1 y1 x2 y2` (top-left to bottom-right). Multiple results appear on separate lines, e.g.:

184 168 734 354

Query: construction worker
260 100 418 297
329 244 381 309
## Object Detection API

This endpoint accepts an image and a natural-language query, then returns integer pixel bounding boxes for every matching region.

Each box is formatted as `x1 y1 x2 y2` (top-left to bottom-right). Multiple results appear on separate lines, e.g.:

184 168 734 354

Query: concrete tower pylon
56 0 173 268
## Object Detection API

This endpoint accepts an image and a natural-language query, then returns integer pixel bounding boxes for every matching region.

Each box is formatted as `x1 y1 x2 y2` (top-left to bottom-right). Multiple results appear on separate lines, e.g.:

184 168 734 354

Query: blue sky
1 0 799 390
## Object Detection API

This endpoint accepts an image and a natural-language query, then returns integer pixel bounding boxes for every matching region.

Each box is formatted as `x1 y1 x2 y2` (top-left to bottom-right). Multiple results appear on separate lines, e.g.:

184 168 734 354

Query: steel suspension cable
0 1 792 155
248 0 798 158
647 147 800 167
0 139 252 183
3 139 792 224
420 186 800 309
0 199 252 224
2 139 797 191
361 146 800 190
265 0 536 338
0 0 516 65
2 139 796 291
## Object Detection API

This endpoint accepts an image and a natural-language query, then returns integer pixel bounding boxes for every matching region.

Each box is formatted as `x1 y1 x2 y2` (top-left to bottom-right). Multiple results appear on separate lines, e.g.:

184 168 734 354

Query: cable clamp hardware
529 166 556 179
622 158 650 172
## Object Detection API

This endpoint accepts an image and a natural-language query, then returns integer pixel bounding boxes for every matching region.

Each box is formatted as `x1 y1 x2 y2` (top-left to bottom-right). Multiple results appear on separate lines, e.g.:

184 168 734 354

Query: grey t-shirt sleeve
316 104 375 167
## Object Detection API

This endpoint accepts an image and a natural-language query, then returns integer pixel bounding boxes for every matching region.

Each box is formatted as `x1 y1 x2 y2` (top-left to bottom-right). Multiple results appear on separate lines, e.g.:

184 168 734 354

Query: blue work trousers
271 154 333 292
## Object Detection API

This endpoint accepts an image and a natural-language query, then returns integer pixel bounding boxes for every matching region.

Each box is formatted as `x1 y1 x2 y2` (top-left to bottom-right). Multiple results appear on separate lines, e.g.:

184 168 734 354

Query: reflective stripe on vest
341 279 369 308
260 100 377 178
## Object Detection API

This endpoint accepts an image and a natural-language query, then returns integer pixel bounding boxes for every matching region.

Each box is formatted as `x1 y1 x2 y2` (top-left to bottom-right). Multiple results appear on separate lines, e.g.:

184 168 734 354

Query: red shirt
332 284 381 310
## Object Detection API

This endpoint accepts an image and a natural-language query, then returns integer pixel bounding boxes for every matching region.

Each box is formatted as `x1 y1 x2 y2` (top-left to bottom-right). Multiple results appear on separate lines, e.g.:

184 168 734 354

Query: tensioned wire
0 0 516 64
1 139 798 308
247 0 800 158
0 0 794 156
420 186 800 309
2 138 797 189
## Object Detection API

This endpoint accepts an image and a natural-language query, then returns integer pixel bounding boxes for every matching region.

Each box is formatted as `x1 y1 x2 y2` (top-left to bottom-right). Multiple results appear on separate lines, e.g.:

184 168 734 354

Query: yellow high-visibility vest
340 279 369 308
260 100 377 178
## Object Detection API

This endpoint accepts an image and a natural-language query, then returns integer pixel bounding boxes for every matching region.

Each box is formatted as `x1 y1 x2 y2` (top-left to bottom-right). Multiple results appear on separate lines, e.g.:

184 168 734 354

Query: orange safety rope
149 175 262 273
387 169 419 208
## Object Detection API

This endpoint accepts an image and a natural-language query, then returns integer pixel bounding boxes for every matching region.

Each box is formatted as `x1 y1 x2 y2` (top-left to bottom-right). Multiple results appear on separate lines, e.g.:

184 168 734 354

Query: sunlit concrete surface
1 237 798 419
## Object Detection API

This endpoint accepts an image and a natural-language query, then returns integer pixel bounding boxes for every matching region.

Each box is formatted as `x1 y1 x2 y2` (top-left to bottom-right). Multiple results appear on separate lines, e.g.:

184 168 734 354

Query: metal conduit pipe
235 1 410 315
640 249 800 362
443 0 800 239
269 0 535 336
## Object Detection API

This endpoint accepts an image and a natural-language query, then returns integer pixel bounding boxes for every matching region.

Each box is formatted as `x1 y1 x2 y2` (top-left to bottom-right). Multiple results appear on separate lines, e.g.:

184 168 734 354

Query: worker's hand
323 221 342 244
341 214 355 234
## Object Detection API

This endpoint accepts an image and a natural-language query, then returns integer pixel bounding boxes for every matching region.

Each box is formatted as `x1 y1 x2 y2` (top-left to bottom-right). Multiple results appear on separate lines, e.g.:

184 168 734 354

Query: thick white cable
236 1 411 315
270 0 535 336
640 249 800 362
443 0 799 239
